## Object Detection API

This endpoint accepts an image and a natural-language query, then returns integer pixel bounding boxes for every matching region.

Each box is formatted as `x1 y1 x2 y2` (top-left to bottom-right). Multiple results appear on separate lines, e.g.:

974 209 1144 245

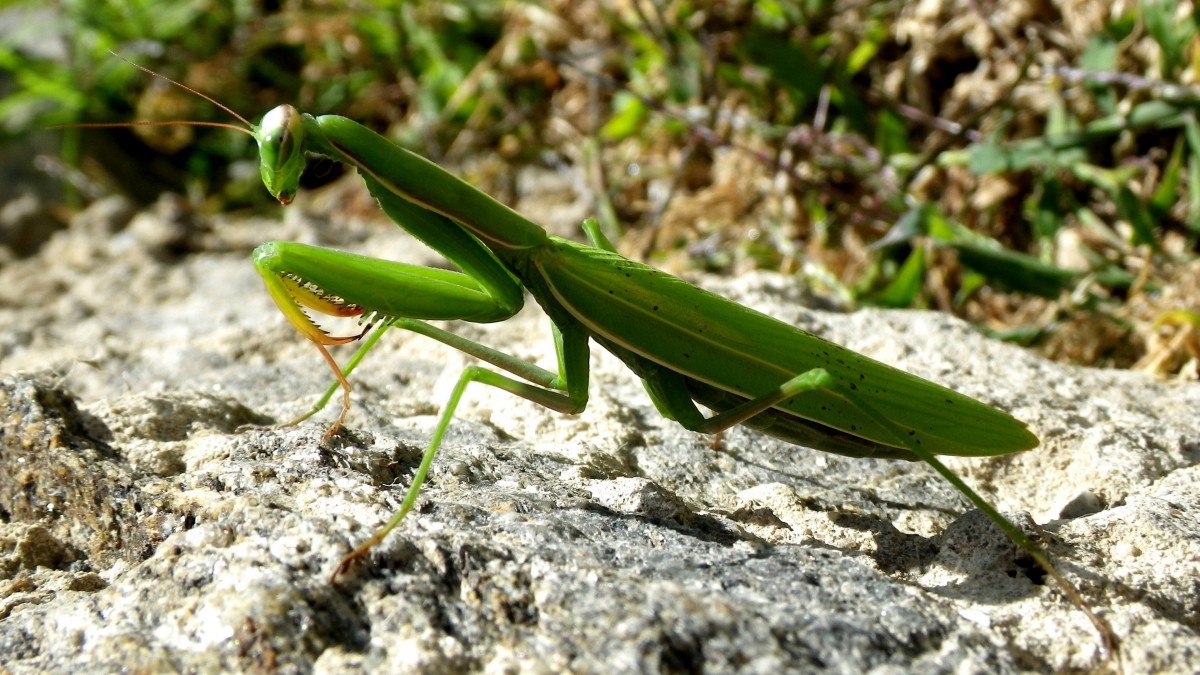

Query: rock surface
0 190 1198 673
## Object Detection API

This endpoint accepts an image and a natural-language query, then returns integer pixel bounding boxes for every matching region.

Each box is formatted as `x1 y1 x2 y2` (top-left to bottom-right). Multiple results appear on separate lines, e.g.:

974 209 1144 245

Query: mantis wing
530 238 1038 458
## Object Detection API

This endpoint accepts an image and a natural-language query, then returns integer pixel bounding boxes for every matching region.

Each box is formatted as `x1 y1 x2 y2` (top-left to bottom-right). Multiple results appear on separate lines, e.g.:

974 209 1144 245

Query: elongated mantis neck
298 113 549 252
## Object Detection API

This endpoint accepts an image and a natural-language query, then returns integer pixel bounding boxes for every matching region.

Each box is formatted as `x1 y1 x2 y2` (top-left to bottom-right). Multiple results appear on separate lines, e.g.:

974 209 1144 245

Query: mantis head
59 54 308 206
255 105 307 205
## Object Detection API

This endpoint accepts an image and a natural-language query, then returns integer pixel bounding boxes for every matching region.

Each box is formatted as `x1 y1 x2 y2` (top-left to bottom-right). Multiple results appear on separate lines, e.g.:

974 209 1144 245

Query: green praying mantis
91 57 1116 665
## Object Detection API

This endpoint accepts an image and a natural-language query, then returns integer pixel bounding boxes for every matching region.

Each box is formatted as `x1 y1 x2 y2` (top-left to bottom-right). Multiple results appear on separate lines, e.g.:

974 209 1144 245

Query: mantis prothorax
91 56 1118 667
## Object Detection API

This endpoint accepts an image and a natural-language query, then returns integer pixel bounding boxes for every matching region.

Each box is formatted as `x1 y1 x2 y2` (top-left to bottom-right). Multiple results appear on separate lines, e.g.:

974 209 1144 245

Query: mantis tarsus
94 57 1118 667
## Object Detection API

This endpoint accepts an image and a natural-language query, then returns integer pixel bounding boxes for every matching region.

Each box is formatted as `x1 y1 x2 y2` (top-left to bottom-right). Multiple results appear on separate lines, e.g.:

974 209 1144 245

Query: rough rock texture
0 190 1197 674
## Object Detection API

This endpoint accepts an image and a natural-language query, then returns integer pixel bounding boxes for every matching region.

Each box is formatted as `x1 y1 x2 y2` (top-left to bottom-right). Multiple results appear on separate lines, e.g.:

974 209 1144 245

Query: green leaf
737 30 824 102
966 142 1014 173
967 135 1072 173
1078 34 1118 114
873 245 925 308
954 269 986 306
600 92 649 141
1079 248 1139 291
876 108 908 157
1080 29 1119 72
1071 162 1137 193
874 204 931 249
977 323 1048 346
1026 177 1067 240
1114 186 1159 249
1044 89 1078 137
1189 152 1200 233
1150 137 1184 216
1125 100 1185 128
1144 0 1199 78
1156 309 1200 329
967 100 1184 175
950 241 1079 298
846 22 885 75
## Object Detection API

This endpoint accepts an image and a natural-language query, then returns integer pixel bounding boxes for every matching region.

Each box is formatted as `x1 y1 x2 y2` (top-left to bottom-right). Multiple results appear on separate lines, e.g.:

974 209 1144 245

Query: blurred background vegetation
2 0 1199 375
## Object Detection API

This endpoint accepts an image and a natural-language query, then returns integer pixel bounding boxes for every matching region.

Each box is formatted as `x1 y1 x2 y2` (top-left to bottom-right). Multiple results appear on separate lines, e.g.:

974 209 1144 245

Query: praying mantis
91 57 1117 665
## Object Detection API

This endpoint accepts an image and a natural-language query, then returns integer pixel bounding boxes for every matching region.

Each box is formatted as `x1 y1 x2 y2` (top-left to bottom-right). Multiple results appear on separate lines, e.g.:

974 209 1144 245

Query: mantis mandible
92 57 1117 665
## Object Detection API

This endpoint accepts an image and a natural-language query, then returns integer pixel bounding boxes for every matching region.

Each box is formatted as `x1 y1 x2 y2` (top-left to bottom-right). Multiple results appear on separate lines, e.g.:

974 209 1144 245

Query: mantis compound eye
256 104 307 204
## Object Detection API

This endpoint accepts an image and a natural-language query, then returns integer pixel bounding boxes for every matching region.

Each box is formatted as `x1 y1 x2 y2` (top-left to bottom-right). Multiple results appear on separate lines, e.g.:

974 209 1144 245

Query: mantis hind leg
646 362 1119 664
831 385 1120 663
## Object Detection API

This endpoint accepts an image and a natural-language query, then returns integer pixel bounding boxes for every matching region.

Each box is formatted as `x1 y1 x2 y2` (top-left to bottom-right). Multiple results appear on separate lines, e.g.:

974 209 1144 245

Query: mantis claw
310 341 353 438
